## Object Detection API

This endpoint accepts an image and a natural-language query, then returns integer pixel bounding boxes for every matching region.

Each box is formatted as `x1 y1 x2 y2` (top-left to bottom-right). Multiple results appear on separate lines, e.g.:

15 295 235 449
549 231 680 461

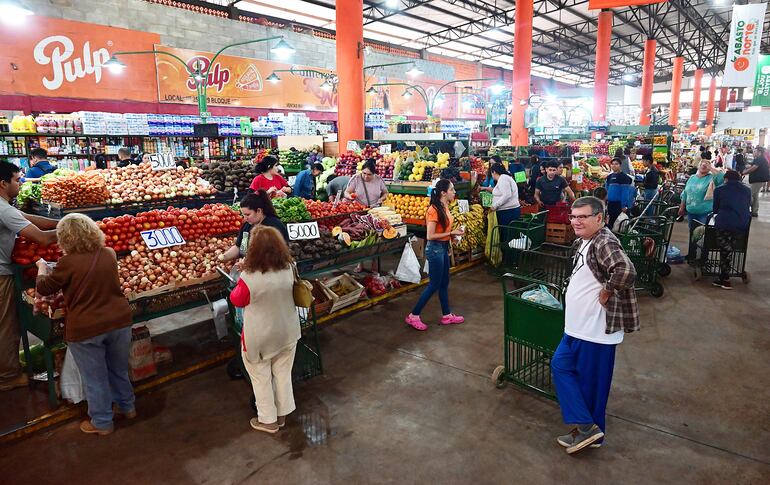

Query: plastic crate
545 202 570 224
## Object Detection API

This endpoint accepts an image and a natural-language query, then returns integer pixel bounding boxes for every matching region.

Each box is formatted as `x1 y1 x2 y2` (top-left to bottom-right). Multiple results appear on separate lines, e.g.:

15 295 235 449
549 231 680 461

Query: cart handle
501 273 564 300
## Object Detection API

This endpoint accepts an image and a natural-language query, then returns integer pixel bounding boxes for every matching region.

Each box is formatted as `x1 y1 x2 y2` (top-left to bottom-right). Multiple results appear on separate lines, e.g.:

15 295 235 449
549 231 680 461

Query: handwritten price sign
141 226 186 249
150 153 175 171
287 221 320 241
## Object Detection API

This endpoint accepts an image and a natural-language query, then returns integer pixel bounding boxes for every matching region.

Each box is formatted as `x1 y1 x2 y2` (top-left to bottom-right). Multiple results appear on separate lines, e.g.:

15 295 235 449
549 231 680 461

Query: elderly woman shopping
36 213 135 436
678 159 724 260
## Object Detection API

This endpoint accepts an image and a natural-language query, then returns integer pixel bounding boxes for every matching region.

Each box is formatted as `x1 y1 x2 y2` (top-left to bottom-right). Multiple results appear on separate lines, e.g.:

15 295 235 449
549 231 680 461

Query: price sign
457 199 470 214
405 141 416 147
287 221 320 241
379 144 392 154
346 141 360 152
141 226 186 249
150 153 175 171
287 175 297 186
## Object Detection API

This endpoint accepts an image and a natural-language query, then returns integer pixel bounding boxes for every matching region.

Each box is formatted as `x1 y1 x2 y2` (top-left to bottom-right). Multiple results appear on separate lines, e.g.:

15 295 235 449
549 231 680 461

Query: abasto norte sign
723 3 768 87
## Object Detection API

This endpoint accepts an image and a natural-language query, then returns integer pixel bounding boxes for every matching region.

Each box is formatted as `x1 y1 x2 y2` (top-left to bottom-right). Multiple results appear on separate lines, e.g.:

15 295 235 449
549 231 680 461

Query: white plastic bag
508 235 531 250
395 242 421 284
612 212 629 232
60 347 85 404
423 258 430 275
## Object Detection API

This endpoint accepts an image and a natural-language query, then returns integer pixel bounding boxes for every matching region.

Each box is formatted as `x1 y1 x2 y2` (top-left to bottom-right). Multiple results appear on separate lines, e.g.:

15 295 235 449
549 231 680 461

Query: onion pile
118 236 235 296
102 163 215 204
41 172 110 207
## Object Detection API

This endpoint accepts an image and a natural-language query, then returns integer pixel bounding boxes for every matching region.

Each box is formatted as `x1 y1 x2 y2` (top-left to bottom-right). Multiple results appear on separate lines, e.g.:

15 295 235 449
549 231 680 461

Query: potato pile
198 160 259 193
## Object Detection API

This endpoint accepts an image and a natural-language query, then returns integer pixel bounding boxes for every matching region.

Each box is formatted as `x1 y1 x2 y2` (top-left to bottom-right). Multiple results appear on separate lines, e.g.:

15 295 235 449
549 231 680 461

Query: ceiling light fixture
103 56 126 74
266 72 281 83
270 39 296 59
320 79 333 91
489 82 506 95
402 89 413 99
386 0 399 8
366 86 378 95
0 0 34 24
406 64 423 77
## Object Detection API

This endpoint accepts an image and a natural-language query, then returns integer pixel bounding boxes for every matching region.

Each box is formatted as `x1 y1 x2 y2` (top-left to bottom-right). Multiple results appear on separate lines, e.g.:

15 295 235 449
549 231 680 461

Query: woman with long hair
36 213 135 435
405 179 465 331
229 225 301 434
220 190 289 266
249 155 291 197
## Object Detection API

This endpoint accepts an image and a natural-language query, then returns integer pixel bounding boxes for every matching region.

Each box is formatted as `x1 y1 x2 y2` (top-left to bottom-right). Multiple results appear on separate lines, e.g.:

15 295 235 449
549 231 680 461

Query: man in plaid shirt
552 196 640 454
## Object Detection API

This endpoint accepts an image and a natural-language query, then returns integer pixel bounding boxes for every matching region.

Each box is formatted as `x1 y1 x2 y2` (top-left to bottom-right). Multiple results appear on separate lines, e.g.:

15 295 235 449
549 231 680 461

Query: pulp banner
155 46 336 111
753 55 770 106
587 0 666 9
0 17 160 102
723 3 767 87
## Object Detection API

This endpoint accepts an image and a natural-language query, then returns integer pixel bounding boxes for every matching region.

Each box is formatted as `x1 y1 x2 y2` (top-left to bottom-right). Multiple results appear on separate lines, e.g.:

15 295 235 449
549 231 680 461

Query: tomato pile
303 200 367 219
11 238 63 265
97 204 242 252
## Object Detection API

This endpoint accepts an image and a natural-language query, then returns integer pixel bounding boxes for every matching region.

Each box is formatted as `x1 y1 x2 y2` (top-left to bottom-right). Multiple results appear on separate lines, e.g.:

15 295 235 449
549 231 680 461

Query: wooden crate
546 223 576 244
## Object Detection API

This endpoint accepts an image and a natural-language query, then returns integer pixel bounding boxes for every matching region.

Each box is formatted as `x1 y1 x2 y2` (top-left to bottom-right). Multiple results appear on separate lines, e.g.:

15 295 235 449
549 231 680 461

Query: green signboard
753 55 770 106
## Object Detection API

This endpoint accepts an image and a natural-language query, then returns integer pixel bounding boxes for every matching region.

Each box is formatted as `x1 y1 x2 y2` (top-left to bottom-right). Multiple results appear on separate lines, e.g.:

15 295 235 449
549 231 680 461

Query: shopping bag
395 242 421 284
485 211 502 266
129 326 157 382
704 178 715 201
508 235 531 250
521 285 563 310
60 346 85 404
612 212 629 232
423 258 430 275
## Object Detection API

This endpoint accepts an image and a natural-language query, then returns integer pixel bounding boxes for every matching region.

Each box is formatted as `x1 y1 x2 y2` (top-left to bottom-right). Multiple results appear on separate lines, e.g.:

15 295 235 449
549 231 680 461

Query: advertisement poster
365 76 487 119
723 3 767 87
753 55 770 106
155 46 336 111
0 17 160 102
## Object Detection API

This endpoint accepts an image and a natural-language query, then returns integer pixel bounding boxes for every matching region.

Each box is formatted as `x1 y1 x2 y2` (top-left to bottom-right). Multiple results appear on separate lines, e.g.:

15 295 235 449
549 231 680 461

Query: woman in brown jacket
36 213 134 436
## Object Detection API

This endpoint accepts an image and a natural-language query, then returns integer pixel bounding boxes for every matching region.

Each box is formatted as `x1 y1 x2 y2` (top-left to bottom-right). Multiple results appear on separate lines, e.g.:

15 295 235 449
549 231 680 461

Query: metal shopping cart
614 217 667 297
492 274 565 400
689 215 751 283
487 210 548 274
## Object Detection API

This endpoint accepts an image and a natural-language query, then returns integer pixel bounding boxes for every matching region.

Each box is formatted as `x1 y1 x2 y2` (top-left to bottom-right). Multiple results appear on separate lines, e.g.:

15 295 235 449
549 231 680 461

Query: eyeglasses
569 213 600 221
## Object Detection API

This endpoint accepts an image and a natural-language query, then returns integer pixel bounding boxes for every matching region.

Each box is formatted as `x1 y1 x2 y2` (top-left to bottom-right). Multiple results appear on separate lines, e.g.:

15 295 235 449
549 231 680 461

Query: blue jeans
687 213 710 258
68 326 135 430
412 241 451 316
643 188 657 216
496 207 521 227
551 334 617 433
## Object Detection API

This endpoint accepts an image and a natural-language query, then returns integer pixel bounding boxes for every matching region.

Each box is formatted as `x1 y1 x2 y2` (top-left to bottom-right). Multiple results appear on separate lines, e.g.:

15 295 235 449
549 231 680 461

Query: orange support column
336 0 365 150
689 68 703 133
718 87 728 112
511 0 533 147
639 39 656 125
705 77 717 136
668 56 684 127
593 10 612 121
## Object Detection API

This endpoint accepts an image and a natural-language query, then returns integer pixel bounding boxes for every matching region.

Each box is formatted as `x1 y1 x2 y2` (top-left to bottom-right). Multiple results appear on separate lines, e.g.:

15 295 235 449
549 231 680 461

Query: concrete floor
2 199 770 484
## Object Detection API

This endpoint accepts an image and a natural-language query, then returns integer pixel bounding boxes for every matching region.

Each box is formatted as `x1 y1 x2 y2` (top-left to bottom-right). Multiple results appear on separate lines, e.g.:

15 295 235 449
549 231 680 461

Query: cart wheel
741 272 750 284
693 266 702 281
658 263 671 277
226 357 244 380
650 283 664 298
491 365 506 389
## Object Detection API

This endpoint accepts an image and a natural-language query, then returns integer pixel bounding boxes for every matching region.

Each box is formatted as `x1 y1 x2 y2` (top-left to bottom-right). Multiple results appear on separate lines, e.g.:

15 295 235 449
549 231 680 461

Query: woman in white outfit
229 225 301 434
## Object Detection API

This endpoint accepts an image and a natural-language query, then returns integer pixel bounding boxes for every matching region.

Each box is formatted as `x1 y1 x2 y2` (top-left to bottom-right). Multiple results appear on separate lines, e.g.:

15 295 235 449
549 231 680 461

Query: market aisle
2 218 769 483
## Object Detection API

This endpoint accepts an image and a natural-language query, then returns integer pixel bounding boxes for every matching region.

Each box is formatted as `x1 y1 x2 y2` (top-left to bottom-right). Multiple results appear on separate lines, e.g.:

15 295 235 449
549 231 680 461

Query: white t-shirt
564 239 624 345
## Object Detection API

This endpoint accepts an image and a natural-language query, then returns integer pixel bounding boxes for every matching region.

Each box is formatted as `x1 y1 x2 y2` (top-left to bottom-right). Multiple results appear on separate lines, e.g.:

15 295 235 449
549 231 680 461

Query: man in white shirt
551 196 639 454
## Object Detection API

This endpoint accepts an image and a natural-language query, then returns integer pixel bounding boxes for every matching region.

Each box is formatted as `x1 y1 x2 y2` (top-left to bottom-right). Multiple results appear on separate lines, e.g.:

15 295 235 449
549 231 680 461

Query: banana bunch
449 202 485 251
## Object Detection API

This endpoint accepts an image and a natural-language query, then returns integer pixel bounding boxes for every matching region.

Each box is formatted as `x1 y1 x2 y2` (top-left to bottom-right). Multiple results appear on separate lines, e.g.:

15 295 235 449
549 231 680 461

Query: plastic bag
612 212 629 233
395 242 421 284
60 346 85 404
508 235 531 250
666 245 684 264
521 285 563 310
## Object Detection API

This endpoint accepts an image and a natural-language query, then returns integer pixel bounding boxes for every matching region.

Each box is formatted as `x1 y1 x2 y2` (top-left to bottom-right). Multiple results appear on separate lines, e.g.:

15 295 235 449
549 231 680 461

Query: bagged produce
395 241 421 284
128 326 157 382
521 285 562 310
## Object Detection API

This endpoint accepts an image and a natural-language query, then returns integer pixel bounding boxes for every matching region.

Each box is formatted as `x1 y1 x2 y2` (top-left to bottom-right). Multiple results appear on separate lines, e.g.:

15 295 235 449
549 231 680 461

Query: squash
382 227 397 240
339 232 352 246
332 226 343 237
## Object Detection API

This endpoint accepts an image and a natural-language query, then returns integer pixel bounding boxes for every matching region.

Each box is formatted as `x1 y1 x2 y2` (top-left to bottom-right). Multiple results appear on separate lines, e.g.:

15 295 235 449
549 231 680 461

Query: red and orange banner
0 17 160 102
588 0 666 9
155 46 337 111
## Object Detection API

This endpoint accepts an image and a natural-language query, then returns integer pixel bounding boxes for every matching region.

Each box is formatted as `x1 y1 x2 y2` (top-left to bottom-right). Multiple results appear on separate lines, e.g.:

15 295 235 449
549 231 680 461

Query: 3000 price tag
150 152 175 171
141 226 187 249
287 221 320 241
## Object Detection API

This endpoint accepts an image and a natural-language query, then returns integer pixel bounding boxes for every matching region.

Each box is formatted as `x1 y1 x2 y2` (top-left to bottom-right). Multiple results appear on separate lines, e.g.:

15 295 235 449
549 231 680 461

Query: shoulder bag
291 263 314 308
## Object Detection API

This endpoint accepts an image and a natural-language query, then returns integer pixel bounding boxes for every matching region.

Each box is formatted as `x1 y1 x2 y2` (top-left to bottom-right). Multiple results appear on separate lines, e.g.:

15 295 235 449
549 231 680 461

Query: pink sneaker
440 314 465 325
405 314 428 331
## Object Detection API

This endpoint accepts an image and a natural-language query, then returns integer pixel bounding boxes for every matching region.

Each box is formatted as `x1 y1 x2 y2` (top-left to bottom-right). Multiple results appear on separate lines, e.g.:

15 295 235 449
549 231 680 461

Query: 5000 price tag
287 221 320 241
141 226 187 249
150 153 175 171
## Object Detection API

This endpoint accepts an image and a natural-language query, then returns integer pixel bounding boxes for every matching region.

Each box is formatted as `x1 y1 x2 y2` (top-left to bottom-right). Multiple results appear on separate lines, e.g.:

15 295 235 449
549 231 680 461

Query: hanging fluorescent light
623 73 635 82
386 0 399 8
489 82 506 95
103 56 126 74
366 86 378 95
406 64 423 78
402 89 413 99
320 79 333 91
270 38 295 59
266 72 281 83
0 0 34 24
